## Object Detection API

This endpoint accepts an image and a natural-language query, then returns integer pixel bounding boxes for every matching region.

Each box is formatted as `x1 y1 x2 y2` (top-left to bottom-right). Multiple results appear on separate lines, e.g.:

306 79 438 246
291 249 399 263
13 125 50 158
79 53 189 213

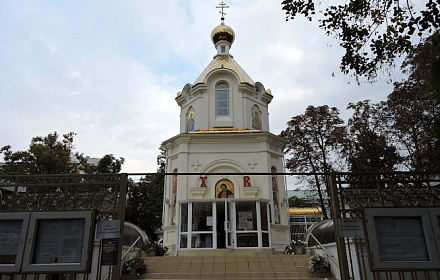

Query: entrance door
216 200 235 248
225 200 234 248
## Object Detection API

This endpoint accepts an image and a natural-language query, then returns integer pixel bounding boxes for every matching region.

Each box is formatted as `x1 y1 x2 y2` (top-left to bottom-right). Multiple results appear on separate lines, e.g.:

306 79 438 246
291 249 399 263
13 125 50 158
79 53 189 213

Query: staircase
129 250 333 280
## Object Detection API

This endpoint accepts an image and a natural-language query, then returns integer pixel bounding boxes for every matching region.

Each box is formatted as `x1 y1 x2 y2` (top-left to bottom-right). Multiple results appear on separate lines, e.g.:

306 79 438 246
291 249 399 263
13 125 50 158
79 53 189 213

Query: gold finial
216 2 229 20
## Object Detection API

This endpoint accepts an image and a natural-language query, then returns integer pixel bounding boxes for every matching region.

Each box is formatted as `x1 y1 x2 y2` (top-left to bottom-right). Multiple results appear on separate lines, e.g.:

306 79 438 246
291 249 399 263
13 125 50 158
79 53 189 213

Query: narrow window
216 83 229 116
221 46 226 53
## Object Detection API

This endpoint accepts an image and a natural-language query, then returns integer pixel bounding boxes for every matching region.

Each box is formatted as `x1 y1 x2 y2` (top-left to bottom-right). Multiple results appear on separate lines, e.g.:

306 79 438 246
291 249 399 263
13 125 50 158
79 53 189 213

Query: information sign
33 219 85 264
0 220 23 264
338 219 364 238
96 220 121 239
206 216 213 226
238 212 253 230
101 238 118 266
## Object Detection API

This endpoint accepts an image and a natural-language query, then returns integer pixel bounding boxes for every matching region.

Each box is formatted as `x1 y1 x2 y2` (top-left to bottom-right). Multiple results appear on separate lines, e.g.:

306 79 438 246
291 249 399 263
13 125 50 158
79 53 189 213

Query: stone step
148 265 311 273
127 254 333 280
133 278 331 280
137 279 331 280
138 271 332 279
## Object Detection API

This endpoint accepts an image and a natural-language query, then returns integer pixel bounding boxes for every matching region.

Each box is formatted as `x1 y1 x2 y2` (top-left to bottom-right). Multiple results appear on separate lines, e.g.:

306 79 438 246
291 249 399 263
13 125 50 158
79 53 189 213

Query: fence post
328 172 350 280
111 173 128 280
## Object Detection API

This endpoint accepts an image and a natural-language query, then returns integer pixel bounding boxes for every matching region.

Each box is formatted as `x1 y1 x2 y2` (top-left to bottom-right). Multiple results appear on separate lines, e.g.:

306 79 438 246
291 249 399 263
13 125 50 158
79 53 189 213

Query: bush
284 240 307 255
141 240 168 256
309 254 331 273
122 258 147 276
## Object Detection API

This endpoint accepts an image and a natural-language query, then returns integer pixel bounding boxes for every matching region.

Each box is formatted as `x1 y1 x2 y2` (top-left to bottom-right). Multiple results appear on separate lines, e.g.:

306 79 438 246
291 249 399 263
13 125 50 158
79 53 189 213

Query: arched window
216 83 229 116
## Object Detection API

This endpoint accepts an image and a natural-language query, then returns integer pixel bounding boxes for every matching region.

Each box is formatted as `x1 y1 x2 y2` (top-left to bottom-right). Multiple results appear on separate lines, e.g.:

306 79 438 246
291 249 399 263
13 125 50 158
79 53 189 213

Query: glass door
225 200 235 248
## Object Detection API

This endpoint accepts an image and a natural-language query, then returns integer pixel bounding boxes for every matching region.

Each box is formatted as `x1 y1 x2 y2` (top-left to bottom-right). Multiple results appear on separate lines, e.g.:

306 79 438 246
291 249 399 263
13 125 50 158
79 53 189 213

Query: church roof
193 55 255 85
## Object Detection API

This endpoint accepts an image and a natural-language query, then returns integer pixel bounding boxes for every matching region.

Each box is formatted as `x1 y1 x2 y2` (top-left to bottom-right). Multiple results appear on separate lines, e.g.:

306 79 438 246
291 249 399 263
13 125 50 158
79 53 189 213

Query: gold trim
289 208 322 215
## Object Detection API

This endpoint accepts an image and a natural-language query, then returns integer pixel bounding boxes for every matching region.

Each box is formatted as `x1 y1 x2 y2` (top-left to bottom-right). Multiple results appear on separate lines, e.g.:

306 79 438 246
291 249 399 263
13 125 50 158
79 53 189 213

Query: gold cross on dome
216 2 229 18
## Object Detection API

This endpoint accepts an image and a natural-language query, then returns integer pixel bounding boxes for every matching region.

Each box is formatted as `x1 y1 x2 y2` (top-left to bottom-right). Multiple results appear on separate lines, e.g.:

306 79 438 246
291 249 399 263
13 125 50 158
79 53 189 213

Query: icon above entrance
216 179 234 198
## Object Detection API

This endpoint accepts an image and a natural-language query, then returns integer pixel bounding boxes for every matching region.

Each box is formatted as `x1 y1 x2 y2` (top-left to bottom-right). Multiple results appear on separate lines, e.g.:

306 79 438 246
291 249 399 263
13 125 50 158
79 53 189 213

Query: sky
0 0 397 177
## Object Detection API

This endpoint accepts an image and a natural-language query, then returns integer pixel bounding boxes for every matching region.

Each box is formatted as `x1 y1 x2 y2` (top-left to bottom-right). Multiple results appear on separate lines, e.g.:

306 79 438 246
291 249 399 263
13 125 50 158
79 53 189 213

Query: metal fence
0 174 127 280
2 171 440 280
329 172 440 280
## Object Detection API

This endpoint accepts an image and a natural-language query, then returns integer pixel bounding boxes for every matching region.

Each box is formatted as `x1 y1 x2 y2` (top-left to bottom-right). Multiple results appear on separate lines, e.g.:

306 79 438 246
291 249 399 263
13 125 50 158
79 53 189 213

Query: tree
382 32 440 171
125 176 164 240
280 105 347 218
125 145 165 240
281 0 440 81
346 100 401 172
1 132 76 175
383 85 440 171
288 195 314 207
96 154 125 174
399 31 440 138
0 132 125 175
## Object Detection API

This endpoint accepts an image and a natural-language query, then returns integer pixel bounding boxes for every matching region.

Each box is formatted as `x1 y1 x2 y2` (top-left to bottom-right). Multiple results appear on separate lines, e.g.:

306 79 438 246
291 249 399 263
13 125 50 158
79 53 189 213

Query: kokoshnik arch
162 3 290 253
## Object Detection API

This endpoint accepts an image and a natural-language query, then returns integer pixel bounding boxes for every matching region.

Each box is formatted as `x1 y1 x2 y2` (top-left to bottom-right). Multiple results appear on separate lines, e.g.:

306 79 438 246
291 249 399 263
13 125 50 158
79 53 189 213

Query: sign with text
338 219 364 237
96 220 121 239
33 219 85 264
101 238 118 266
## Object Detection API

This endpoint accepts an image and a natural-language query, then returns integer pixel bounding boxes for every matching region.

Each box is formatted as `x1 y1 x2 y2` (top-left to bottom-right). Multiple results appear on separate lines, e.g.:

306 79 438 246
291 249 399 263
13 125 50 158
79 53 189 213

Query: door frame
225 199 235 248
177 199 270 250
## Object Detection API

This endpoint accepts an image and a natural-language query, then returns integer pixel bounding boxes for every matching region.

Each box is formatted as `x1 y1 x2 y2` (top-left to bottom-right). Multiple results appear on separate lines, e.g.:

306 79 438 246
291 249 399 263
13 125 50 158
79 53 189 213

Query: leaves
280 105 347 218
281 105 347 174
1 132 73 175
96 154 125 174
281 0 440 81
0 132 125 175
125 145 165 240
125 173 164 240
346 100 401 172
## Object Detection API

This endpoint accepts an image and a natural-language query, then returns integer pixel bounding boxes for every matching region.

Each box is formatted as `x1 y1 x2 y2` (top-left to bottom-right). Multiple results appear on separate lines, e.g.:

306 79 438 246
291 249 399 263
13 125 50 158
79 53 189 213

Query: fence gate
329 172 440 280
0 174 127 280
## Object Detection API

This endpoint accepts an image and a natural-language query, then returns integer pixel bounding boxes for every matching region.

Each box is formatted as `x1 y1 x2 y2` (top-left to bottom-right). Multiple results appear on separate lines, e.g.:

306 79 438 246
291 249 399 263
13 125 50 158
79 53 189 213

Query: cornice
238 83 255 96
261 91 273 103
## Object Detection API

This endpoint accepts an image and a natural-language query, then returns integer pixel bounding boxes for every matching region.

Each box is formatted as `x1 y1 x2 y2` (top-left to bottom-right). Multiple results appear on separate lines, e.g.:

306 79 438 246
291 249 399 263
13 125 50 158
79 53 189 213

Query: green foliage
284 240 307 255
384 33 440 171
288 195 314 207
96 154 125 174
281 0 440 81
346 100 402 172
122 258 147 275
280 105 347 218
124 145 165 242
141 240 168 256
125 145 165 240
1 132 75 175
309 254 331 273
281 105 347 174
156 144 166 173
0 132 125 175
281 32 440 185
125 175 164 240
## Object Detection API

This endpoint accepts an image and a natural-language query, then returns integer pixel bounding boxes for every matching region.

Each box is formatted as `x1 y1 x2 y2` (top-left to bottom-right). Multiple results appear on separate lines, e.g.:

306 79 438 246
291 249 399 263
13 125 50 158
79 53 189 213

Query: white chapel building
162 9 290 254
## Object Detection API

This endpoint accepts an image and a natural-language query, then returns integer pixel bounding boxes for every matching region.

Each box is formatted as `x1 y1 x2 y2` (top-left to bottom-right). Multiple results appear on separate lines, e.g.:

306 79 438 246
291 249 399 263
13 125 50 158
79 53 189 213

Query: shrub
141 240 168 256
122 258 147 276
309 254 331 273
284 240 307 255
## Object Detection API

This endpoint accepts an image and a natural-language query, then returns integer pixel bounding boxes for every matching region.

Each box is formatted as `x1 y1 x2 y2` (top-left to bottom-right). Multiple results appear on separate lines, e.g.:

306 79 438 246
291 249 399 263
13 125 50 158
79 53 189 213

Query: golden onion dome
211 19 235 45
